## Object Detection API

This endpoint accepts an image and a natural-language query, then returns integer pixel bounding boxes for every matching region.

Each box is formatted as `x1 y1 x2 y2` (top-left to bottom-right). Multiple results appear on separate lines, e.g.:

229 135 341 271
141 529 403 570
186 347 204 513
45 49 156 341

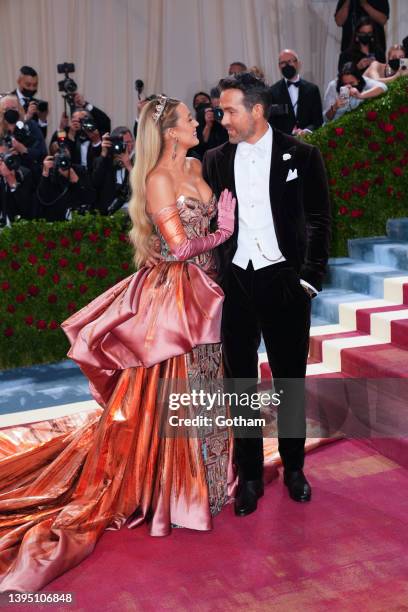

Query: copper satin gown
0 195 237 593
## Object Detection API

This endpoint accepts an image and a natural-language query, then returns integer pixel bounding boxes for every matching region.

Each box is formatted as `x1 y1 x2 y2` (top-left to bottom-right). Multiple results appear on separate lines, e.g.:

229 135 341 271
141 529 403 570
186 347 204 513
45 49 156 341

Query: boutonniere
282 153 291 161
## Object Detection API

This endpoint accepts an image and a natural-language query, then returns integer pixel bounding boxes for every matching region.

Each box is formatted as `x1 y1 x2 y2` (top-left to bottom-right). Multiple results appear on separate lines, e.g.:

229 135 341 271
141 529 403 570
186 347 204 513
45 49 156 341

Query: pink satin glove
217 188 236 234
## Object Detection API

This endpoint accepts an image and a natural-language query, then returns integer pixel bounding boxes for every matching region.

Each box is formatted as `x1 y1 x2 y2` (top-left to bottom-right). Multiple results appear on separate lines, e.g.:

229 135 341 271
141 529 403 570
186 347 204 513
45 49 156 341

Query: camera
57 63 77 114
135 79 144 99
32 100 49 113
13 121 35 147
53 133 71 172
400 58 408 71
0 151 20 172
110 136 126 155
213 107 224 122
80 117 98 132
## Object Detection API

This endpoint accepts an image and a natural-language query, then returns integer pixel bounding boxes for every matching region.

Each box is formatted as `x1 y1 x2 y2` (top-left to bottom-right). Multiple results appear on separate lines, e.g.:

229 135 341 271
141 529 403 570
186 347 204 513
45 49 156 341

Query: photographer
0 95 47 182
11 66 49 139
363 44 407 83
36 142 95 221
323 61 387 122
92 127 134 214
189 90 228 160
50 109 103 172
338 17 386 73
0 138 34 225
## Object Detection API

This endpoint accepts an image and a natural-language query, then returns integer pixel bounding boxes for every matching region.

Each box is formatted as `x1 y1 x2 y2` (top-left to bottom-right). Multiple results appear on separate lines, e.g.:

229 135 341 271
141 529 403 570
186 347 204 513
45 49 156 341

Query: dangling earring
172 138 178 161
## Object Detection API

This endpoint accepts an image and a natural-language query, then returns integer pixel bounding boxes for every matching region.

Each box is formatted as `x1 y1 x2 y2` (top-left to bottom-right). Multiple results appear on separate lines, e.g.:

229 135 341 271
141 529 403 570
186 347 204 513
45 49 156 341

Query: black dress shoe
234 478 264 516
283 469 312 502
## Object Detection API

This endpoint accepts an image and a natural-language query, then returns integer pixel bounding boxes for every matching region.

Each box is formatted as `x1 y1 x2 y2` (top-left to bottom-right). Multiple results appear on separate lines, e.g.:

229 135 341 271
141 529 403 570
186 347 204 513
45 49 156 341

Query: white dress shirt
233 124 318 295
285 74 300 117
233 125 285 270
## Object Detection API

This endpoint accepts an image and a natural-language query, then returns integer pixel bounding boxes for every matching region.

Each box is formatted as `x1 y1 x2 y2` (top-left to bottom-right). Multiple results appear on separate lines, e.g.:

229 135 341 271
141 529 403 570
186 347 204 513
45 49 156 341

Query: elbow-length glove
150 189 236 261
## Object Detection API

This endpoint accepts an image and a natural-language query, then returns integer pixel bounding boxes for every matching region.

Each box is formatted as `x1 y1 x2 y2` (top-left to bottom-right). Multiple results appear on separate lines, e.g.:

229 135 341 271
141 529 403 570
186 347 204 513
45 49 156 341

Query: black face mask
357 34 373 46
281 64 297 80
388 59 400 72
20 88 37 99
4 109 19 124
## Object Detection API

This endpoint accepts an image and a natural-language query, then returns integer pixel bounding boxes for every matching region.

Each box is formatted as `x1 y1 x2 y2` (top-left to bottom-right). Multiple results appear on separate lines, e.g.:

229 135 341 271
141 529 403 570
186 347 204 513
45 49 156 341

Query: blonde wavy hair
0 95 25 137
128 96 180 267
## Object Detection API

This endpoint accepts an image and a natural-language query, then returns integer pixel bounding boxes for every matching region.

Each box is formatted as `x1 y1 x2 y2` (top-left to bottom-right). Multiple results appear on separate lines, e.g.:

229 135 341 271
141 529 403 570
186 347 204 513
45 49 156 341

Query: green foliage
0 213 133 369
307 78 408 256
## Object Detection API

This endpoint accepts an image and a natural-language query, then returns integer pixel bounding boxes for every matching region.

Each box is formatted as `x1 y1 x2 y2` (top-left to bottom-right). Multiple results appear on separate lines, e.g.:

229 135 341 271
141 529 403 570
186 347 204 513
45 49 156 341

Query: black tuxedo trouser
221 260 311 479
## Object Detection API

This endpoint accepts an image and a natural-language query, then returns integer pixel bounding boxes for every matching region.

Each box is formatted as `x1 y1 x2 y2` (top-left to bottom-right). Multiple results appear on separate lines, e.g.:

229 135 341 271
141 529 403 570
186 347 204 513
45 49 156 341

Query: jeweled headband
152 95 168 123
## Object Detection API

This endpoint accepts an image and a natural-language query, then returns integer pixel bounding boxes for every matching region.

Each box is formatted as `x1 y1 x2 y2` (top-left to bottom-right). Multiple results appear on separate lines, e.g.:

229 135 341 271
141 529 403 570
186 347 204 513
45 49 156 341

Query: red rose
393 167 403 177
23 241 32 248
96 247 103 254
76 262 86 271
46 240 57 250
351 209 363 218
12 245 20 254
119 233 128 242
368 142 380 152
1 281 10 291
328 139 337 149
329 178 337 186
97 267 108 278
103 228 112 237
59 258 69 268
396 132 406 141
396 191 403 199
339 206 348 215
73 230 83 241
0 249 7 260
387 186 394 196
387 153 396 161
49 320 59 329
37 233 45 242
400 158 408 167
28 285 40 296
374 175 384 185
386 136 395 145
376 154 385 162
389 112 399 121
363 128 372 138
7 304 16 313
60 237 70 247
16 293 26 303
79 284 88 294
25 315 34 326
48 294 58 304
341 167 350 177
52 273 60 284
28 253 38 264
383 123 394 133
36 319 47 330
37 265 47 276
88 233 99 242
353 160 364 170
67 302 77 312
72 246 81 254
122 262 129 270
342 192 352 201
4 327 14 337
86 268 96 277
67 282 74 289
11 261 20 271
43 252 51 260
335 127 344 136
399 105 408 114
366 111 378 121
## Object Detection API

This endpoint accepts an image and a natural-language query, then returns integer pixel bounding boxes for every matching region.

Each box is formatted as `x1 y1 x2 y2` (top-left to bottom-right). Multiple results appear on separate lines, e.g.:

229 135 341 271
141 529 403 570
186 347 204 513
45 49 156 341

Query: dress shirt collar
285 74 301 86
237 124 272 158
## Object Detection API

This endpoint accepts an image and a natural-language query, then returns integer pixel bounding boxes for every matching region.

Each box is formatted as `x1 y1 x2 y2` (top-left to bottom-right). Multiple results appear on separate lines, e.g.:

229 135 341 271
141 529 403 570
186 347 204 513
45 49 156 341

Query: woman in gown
0 95 237 593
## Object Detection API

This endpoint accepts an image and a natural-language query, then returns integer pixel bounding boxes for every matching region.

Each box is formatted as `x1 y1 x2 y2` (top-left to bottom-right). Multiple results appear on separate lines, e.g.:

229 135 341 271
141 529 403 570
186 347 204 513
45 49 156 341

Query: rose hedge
1 79 407 369
0 213 133 368
306 78 408 256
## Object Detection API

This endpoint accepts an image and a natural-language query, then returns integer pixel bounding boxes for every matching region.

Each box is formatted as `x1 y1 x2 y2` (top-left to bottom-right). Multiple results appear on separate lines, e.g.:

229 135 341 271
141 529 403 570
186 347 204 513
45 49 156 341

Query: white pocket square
286 168 298 182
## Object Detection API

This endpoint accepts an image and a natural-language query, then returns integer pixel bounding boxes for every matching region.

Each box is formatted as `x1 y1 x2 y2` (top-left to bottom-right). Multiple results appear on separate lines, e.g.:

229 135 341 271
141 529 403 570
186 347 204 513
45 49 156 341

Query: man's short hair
229 61 247 72
110 126 132 139
210 87 220 99
20 66 38 78
218 72 271 117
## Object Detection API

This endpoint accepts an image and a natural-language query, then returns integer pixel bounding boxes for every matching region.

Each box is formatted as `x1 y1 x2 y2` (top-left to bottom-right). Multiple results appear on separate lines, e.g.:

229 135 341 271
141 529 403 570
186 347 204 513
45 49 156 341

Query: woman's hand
349 87 362 98
217 189 236 236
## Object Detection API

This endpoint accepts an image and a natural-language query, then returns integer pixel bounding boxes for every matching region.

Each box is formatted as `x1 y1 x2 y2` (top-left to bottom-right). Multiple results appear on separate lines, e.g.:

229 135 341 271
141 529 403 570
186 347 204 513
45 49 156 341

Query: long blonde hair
0 95 25 137
128 96 180 267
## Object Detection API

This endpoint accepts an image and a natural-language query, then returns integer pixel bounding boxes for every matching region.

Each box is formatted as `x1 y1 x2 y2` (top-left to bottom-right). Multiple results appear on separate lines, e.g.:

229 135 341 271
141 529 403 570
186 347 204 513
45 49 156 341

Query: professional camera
135 79 144 99
12 121 35 147
31 99 49 113
80 116 97 132
57 62 77 114
110 136 126 155
53 133 71 172
0 151 20 172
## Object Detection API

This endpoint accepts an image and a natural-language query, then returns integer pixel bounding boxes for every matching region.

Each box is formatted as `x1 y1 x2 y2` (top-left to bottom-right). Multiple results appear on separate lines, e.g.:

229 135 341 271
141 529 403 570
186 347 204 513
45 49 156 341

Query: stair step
391 319 408 350
348 238 408 271
329 263 405 297
341 343 408 377
313 289 375 324
387 217 408 241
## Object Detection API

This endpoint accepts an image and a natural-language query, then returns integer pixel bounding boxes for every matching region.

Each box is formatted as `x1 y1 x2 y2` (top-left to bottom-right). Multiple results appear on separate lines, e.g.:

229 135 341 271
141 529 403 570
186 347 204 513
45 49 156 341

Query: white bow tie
238 141 266 159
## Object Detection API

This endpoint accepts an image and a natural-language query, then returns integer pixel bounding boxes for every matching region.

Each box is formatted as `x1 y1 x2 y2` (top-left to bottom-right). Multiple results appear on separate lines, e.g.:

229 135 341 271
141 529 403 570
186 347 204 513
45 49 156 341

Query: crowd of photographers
0 1 406 228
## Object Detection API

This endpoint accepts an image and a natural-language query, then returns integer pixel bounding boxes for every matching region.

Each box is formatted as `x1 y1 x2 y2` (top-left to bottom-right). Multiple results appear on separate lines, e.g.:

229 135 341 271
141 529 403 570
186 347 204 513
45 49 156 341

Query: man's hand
11 138 28 155
101 132 111 158
42 155 54 177
25 101 38 121
74 93 86 108
68 117 82 140
204 107 215 127
68 167 79 183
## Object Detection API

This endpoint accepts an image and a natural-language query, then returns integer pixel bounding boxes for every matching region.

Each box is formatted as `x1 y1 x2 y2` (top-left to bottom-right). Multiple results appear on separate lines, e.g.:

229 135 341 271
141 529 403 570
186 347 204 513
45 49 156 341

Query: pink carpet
8 439 408 611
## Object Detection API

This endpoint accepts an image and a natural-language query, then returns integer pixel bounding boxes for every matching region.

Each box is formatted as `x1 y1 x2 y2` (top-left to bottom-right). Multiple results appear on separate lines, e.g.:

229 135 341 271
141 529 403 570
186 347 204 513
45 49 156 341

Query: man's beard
226 119 256 144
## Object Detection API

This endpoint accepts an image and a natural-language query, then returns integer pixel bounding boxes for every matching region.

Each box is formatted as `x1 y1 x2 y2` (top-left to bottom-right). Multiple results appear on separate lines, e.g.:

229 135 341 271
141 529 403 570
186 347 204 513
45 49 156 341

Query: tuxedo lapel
280 79 296 122
270 129 296 213
219 142 237 198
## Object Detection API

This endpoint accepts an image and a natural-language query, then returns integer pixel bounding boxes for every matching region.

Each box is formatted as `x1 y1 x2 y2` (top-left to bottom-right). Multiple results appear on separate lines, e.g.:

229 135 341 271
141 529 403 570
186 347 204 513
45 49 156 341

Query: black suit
268 78 323 135
203 128 331 479
91 156 130 214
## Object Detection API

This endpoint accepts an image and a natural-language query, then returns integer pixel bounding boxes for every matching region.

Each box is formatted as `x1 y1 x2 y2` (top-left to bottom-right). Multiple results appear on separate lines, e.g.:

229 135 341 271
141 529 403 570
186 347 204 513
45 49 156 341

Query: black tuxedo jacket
268 78 323 135
202 128 331 291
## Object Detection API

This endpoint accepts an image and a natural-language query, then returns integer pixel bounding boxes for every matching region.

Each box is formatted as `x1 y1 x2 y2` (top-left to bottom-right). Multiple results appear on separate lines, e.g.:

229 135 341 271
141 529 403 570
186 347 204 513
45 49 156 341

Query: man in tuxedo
202 72 331 516
11 66 49 139
268 49 323 137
